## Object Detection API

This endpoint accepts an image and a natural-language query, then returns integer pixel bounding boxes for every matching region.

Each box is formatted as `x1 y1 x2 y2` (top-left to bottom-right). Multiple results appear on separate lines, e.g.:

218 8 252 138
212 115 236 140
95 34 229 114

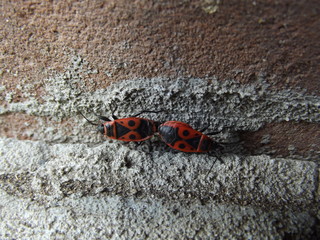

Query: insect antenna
79 112 99 126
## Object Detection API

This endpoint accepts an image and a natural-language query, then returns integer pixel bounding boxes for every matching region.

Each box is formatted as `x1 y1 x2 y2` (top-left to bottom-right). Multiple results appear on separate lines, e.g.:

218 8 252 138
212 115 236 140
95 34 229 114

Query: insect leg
205 152 224 181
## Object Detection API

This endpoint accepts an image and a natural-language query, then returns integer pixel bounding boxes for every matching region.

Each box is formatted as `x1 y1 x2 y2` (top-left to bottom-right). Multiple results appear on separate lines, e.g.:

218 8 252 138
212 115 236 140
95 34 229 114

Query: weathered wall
0 0 319 239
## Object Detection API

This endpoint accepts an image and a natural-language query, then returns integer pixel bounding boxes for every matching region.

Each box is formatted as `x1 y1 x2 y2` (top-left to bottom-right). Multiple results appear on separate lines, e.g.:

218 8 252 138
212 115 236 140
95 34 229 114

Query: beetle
81 110 162 142
158 121 220 152
158 121 223 178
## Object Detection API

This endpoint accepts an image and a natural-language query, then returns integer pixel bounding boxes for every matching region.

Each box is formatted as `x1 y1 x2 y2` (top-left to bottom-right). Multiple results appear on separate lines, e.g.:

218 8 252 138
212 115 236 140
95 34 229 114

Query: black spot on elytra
182 130 189 136
178 143 186 149
128 120 135 126
129 134 136 140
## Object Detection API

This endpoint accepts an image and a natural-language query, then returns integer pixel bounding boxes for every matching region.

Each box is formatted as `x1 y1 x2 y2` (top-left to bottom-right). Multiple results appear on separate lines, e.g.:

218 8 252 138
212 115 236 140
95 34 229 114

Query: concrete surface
1 1 319 239
0 137 318 239
1 71 319 239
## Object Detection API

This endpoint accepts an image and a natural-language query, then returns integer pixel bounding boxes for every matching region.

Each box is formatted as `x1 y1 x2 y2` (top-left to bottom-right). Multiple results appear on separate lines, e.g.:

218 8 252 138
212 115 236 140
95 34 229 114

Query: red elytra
158 121 223 179
158 121 215 152
99 117 158 142
80 111 161 142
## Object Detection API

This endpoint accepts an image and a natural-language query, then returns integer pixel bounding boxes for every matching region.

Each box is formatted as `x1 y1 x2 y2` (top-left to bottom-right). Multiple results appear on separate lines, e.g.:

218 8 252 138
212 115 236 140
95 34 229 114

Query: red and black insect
158 121 223 178
81 110 162 142
158 121 219 152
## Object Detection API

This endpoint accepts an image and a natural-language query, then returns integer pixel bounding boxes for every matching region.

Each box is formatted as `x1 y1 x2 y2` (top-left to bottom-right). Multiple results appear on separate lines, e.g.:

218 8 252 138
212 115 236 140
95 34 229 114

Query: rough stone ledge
1 75 319 238
0 189 317 240
1 75 319 160
2 76 320 128
0 138 318 211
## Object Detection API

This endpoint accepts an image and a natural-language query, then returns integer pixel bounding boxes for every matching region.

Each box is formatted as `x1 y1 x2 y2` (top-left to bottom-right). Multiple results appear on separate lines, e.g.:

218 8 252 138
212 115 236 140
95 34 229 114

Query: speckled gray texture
0 138 317 207
1 57 319 146
0 191 316 239
0 138 318 239
0 58 319 239
3 73 320 128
